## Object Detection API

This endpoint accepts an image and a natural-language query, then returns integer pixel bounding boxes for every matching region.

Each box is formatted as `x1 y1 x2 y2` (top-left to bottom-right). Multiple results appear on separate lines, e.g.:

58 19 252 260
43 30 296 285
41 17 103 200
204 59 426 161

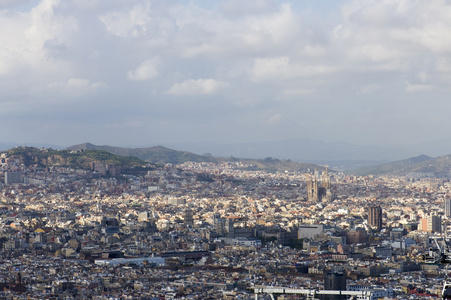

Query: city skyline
1 0 451 152
0 147 447 298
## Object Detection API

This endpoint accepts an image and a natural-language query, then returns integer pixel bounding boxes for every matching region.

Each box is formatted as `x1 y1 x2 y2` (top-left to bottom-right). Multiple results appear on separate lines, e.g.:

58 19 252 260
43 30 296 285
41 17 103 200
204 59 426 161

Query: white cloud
99 3 152 38
46 78 107 98
251 56 289 82
168 79 229 95
25 0 79 51
3 0 451 146
347 44 398 62
127 57 160 81
251 56 337 82
178 3 300 59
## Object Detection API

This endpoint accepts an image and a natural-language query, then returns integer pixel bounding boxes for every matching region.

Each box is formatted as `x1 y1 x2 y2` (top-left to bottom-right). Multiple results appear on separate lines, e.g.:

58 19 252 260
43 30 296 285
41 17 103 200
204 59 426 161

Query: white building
217 237 262 247
347 285 393 300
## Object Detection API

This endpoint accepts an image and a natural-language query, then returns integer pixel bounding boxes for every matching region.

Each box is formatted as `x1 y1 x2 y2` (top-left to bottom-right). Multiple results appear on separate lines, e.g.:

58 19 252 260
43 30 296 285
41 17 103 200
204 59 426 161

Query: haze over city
2 0 451 159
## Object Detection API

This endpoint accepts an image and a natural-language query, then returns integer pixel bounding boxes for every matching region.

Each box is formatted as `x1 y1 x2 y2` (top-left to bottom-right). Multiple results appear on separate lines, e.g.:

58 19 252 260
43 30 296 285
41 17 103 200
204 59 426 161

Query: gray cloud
1 0 451 152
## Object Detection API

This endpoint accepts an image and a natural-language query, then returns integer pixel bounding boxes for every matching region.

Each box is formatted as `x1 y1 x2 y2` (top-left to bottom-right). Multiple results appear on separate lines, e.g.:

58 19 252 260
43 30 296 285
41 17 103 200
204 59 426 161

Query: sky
1 0 451 149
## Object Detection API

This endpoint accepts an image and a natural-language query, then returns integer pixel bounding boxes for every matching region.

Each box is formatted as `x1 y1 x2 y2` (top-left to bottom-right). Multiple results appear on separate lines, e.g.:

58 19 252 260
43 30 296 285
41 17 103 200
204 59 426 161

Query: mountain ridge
66 143 217 165
5 137 451 170
3 146 147 171
66 143 329 173
351 154 432 176
350 154 451 178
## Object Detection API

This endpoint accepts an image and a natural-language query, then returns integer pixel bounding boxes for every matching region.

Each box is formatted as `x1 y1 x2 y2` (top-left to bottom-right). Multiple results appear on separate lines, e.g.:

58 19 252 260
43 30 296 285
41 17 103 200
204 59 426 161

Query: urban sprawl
0 149 450 299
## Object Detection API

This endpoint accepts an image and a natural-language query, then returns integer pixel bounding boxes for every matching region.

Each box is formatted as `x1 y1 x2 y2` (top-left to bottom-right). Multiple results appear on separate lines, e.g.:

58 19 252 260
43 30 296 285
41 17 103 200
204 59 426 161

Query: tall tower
213 213 223 233
368 206 382 230
445 199 451 217
307 168 333 203
427 213 441 233
225 218 234 238
306 171 319 202
184 209 193 226
322 166 330 189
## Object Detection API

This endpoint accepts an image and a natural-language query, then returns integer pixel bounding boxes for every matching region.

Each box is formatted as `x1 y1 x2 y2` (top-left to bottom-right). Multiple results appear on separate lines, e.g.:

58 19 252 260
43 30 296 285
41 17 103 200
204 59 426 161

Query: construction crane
421 237 451 299
422 237 451 265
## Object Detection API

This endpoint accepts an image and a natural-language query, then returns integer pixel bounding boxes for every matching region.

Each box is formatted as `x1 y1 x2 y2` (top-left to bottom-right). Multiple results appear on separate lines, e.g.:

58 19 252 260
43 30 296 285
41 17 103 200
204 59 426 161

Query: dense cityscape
3 0 451 299
0 148 449 299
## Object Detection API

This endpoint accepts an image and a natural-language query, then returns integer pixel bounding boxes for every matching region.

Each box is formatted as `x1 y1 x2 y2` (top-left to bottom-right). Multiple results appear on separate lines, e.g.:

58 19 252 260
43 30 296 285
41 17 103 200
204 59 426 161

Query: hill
67 143 216 165
410 154 451 178
350 154 451 177
4 146 147 171
66 143 329 173
229 157 327 173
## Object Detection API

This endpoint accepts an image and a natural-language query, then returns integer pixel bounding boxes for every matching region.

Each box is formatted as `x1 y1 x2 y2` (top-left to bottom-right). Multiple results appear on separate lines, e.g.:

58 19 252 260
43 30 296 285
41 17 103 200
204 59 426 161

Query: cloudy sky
1 0 451 150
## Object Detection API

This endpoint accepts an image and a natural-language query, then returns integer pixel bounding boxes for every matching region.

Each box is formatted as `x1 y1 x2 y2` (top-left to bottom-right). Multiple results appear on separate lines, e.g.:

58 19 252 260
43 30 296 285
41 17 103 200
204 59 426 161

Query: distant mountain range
351 154 451 178
66 143 327 173
3 136 451 174
4 142 451 177
65 143 451 177
66 143 216 165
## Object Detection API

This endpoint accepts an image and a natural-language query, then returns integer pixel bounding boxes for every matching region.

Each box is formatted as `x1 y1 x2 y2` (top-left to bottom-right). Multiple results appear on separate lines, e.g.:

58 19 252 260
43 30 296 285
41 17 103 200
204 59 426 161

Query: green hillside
4 146 146 170
67 143 216 165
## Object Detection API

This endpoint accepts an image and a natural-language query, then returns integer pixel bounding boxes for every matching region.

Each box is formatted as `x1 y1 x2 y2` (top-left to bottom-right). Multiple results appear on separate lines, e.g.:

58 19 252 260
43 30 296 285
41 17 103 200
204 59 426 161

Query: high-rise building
4 171 22 185
419 213 442 233
445 199 451 217
420 218 428 232
428 213 441 233
184 209 193 226
368 206 382 230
